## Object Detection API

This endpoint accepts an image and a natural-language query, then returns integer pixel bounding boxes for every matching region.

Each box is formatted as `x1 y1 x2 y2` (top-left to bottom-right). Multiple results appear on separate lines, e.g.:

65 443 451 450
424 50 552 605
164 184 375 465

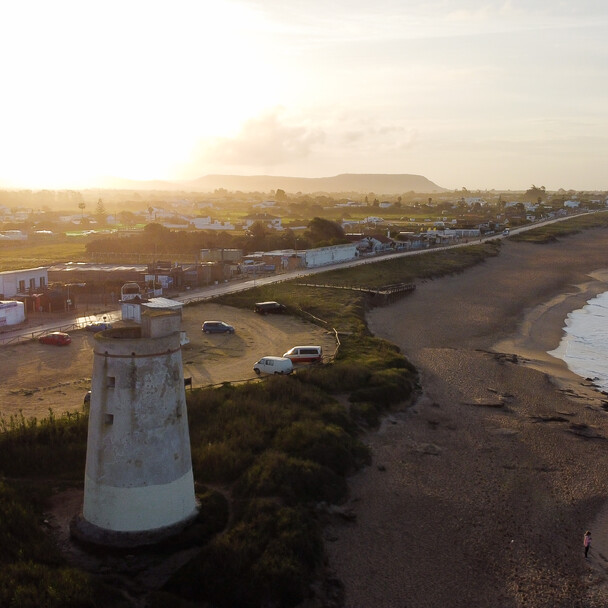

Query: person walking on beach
584 531 592 558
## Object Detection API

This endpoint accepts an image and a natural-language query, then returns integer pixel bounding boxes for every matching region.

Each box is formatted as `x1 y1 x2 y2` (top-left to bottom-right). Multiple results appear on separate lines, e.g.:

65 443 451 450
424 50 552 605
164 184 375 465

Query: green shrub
273 420 369 475
0 411 87 479
166 499 321 608
234 450 347 505
350 367 418 406
0 562 96 608
295 360 371 393
0 481 62 565
191 440 255 483
162 487 230 550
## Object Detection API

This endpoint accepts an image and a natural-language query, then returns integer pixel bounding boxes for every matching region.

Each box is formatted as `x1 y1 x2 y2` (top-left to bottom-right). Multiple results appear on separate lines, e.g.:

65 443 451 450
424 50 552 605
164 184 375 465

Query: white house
243 214 283 230
564 200 580 208
303 243 358 267
464 197 488 207
358 235 395 253
336 201 365 208
191 217 235 230
341 220 363 231
0 230 27 240
0 267 49 298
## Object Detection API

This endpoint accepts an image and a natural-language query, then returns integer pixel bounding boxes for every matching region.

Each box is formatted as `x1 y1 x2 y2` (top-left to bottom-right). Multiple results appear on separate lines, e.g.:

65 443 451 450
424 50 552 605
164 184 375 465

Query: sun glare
0 0 280 188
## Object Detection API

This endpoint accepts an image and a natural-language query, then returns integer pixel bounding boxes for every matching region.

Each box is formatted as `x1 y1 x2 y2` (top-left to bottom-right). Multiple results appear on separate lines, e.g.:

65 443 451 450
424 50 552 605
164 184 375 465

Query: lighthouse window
107 376 116 388
104 414 114 425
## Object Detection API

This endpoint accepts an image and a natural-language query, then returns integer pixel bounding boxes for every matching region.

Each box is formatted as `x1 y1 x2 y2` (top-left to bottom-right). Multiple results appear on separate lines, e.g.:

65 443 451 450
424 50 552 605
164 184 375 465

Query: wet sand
325 230 608 607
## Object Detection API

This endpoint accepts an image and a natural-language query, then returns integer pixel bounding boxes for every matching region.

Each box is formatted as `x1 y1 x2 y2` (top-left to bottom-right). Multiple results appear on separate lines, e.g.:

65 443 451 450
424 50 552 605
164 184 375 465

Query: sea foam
549 291 608 391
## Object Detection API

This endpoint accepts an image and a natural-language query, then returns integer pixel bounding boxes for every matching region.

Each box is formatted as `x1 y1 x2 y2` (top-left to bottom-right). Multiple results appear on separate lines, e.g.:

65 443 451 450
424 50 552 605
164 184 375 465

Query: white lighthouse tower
74 310 198 546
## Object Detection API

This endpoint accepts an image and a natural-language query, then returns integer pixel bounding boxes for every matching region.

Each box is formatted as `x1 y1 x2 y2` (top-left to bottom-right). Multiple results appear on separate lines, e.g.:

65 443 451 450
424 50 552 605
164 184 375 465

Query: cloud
194 109 325 171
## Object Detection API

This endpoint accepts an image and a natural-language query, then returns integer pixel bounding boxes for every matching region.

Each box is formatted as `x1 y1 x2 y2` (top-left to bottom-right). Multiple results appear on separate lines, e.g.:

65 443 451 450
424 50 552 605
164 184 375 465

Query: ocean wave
549 290 608 391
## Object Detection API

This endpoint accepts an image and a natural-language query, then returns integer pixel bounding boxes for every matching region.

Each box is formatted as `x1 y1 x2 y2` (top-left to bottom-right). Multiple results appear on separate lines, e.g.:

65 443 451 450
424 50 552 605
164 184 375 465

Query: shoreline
493 271 608 404
325 231 608 607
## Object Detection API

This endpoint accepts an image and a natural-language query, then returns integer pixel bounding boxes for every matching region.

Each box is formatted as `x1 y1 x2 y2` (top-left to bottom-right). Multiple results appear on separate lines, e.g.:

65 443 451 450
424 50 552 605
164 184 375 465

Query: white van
282 345 323 364
253 356 294 376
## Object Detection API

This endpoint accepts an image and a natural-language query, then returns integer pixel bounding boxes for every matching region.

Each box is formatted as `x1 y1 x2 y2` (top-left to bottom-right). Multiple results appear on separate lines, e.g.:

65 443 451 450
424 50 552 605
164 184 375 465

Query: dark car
202 321 235 334
254 301 287 315
39 331 72 346
85 322 112 332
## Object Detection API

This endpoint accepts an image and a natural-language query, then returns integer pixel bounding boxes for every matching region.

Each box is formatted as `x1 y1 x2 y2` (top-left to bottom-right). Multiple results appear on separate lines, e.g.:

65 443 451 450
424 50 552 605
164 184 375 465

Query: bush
295 360 371 393
234 450 347 505
0 562 96 608
273 420 369 476
192 440 256 483
166 500 322 608
349 367 418 407
0 411 87 479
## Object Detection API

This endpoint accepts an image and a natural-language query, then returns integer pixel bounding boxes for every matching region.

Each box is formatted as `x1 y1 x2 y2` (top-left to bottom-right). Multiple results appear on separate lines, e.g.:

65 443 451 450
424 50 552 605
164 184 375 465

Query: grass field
0 239 88 271
510 212 608 243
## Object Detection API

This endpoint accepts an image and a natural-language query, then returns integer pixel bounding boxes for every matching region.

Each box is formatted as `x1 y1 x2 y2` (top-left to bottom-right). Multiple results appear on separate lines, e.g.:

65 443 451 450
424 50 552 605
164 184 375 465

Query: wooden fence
295 282 416 306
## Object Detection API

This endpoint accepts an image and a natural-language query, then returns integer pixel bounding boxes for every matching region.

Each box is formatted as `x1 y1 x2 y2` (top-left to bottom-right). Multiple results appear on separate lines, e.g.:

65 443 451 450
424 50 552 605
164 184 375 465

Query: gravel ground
0 302 336 421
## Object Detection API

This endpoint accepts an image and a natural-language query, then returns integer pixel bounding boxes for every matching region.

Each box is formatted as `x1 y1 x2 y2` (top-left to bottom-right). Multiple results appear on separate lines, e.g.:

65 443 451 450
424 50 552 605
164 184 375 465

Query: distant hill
97 173 446 194
184 173 446 194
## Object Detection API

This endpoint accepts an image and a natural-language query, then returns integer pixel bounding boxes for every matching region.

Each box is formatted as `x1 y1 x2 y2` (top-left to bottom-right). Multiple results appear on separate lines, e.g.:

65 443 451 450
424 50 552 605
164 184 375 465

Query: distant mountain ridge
185 173 446 194
101 173 446 194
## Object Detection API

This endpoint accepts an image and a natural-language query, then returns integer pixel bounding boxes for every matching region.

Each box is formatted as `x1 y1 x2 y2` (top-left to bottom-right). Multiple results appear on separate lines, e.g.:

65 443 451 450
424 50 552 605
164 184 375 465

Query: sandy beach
325 229 608 607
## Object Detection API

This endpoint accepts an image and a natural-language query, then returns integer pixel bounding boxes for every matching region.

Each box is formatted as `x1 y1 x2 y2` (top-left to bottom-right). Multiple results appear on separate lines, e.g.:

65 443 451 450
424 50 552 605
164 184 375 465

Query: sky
0 0 607 192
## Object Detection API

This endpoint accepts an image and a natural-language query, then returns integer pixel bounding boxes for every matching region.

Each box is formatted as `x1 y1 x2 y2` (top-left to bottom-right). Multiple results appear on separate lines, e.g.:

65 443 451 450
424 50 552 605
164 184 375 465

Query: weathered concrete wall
82 321 197 534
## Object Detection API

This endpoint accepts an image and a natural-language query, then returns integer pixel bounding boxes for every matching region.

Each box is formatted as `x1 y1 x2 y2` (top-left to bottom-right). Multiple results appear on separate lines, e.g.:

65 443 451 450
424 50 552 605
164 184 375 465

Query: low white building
304 243 358 267
121 296 184 324
0 300 26 327
191 217 235 230
0 267 48 298
243 214 283 230
0 230 27 240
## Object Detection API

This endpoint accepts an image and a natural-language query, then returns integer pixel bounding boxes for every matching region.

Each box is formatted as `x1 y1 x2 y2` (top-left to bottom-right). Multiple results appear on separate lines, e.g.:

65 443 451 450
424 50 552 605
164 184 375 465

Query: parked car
283 345 323 364
254 301 287 315
253 356 294 375
39 331 72 346
202 321 235 334
85 321 112 332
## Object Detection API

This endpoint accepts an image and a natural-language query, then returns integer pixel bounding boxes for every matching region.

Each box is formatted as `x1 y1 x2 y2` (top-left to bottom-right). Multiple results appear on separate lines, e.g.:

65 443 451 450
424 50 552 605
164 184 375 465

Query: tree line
85 218 348 258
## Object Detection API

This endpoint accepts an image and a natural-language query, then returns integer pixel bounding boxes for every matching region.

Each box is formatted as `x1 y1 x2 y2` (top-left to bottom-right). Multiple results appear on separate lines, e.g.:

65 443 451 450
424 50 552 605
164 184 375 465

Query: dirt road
0 303 336 422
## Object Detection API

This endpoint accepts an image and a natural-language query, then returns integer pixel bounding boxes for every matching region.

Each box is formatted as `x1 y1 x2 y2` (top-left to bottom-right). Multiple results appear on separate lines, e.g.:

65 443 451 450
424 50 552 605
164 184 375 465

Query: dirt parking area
0 303 336 422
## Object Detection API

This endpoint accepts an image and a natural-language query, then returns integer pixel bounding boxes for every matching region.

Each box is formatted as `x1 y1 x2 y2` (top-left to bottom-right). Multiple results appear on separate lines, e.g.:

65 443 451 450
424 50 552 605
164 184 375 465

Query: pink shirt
584 534 591 547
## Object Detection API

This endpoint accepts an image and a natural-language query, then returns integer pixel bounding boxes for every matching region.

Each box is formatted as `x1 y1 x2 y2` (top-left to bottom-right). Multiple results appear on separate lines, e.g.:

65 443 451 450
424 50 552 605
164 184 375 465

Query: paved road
1 211 597 345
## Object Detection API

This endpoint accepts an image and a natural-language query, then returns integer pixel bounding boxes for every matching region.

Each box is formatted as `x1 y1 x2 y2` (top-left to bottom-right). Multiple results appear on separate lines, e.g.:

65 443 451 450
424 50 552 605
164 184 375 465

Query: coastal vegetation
509 212 608 243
